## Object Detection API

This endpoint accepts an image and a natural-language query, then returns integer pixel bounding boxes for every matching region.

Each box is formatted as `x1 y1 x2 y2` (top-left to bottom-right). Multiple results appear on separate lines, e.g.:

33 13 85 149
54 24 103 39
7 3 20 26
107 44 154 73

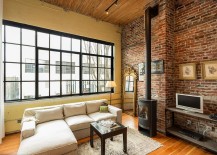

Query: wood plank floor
0 113 214 155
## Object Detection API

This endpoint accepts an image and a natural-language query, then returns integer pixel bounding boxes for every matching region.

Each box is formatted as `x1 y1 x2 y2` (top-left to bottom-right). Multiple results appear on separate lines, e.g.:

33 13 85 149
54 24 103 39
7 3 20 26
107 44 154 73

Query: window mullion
35 31 39 99
79 40 82 95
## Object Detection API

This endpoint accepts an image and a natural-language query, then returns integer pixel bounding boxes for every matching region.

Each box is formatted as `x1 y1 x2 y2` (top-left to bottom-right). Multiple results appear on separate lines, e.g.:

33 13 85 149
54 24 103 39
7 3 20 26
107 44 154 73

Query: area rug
77 128 162 155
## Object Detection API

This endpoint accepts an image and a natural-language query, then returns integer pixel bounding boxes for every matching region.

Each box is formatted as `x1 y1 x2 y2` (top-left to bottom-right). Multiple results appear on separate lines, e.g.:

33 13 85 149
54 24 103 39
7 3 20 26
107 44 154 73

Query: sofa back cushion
86 99 107 114
35 107 63 124
63 102 86 118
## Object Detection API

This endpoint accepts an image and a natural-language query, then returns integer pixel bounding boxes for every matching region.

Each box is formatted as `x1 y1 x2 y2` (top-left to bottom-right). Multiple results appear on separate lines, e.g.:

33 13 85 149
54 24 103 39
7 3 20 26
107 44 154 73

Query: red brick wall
175 0 217 114
121 0 217 133
122 0 175 132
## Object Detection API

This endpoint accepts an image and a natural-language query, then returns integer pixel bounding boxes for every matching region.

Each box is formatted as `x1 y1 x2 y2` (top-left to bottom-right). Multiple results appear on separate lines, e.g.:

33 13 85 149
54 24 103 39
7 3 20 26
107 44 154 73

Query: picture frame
201 61 217 80
151 60 164 74
179 63 196 80
138 63 145 81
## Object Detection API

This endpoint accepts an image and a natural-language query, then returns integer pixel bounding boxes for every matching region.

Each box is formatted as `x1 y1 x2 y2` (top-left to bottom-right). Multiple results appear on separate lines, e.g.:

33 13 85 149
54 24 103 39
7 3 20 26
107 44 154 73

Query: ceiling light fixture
105 0 118 15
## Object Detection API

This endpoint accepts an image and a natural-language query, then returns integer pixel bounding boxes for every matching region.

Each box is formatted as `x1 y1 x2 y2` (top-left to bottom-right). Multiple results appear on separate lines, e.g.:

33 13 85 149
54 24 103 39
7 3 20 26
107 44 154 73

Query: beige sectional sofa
17 99 122 155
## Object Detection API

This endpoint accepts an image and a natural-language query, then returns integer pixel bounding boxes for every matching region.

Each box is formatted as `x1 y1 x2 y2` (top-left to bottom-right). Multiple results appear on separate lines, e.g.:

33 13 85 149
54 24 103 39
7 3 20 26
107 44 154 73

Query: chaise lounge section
17 99 122 155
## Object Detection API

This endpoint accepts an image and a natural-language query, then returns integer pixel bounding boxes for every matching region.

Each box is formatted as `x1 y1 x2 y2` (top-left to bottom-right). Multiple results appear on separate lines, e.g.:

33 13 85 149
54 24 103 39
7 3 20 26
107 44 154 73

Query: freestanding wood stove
138 5 158 137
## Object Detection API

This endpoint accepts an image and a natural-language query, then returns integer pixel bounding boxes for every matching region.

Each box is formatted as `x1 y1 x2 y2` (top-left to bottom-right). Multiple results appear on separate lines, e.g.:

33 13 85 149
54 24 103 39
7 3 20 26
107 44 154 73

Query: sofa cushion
35 107 63 124
63 102 86 118
65 115 94 131
17 120 77 155
86 99 107 114
88 112 116 122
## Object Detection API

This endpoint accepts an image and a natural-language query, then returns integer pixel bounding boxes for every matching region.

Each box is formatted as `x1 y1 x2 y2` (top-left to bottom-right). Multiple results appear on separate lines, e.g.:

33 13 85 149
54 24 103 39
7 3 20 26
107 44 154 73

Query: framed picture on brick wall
179 63 196 80
201 61 217 80
138 63 145 81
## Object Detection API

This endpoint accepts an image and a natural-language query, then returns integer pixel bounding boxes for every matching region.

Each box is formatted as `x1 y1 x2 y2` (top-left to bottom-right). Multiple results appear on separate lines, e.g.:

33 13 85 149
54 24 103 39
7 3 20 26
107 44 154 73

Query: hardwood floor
0 113 214 155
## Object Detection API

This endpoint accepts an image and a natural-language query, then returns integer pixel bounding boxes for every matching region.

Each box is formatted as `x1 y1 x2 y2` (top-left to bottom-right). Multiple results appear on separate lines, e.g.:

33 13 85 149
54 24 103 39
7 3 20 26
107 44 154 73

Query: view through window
2 21 114 102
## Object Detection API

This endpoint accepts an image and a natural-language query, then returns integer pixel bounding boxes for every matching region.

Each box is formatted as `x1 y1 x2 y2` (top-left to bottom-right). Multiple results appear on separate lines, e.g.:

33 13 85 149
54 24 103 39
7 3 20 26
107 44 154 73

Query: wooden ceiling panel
41 0 152 25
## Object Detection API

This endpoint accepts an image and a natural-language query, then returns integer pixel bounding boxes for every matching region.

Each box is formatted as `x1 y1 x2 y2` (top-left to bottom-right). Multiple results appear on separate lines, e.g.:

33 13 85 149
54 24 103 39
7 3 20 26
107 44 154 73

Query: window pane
72 54 79 66
2 25 4 42
90 81 97 93
90 68 97 80
105 45 111 56
62 66 71 80
6 26 20 44
22 29 35 46
38 32 49 48
90 56 97 67
6 63 20 81
82 81 89 93
72 81 79 94
22 64 35 81
50 34 60 49
2 43 4 61
72 67 79 80
90 42 97 54
39 65 49 80
105 58 111 68
22 46 35 63
82 40 89 53
51 65 60 80
22 82 35 99
50 81 60 96
98 81 105 92
82 55 89 66
98 57 104 67
62 53 71 65
98 68 104 80
39 82 49 97
98 44 105 55
62 37 71 51
50 51 60 65
62 81 71 95
6 44 20 62
38 50 49 64
82 67 89 80
105 69 111 80
72 39 80 52
6 82 20 100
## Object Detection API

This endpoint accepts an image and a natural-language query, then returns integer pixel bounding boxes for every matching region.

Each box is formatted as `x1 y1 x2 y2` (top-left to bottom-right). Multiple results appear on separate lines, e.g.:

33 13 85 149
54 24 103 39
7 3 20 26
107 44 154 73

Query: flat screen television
176 93 203 113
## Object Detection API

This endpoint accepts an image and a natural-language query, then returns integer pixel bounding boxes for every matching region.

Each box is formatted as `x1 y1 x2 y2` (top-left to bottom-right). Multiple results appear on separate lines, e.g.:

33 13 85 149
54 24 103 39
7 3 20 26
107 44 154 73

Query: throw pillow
35 107 63 124
100 106 108 113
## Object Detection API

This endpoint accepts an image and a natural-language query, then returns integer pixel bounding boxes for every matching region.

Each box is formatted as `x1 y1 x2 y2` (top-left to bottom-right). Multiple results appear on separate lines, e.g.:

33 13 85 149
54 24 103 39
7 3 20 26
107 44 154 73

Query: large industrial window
2 21 114 102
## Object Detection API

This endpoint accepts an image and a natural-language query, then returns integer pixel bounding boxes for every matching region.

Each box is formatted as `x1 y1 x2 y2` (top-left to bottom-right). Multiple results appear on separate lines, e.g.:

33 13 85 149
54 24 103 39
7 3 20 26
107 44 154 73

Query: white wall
0 0 5 143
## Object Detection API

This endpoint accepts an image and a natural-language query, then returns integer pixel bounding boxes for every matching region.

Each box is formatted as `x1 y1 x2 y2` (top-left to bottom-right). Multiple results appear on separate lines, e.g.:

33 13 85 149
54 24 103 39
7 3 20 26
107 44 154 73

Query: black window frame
2 20 114 102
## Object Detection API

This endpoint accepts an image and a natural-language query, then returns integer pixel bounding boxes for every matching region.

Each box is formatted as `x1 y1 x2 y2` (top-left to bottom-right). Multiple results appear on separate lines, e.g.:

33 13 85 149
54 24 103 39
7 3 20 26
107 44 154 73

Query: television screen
178 94 200 109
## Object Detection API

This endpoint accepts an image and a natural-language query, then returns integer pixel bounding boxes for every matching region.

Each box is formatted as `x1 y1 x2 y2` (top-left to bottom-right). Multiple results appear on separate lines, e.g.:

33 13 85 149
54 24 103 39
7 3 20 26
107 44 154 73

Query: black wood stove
138 5 158 137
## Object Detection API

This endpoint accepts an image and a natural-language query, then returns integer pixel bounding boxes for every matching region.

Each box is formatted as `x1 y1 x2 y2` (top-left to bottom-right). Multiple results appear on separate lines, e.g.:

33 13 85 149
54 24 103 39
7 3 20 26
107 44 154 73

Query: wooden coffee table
90 121 127 155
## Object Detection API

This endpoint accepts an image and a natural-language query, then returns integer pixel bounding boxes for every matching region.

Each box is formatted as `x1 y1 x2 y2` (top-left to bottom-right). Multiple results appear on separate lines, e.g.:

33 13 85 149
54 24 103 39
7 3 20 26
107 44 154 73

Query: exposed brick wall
174 0 217 114
121 0 175 132
121 0 217 133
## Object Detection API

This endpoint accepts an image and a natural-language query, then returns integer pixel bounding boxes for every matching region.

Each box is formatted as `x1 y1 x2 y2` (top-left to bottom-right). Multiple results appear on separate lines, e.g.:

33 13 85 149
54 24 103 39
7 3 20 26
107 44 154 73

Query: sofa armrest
108 105 122 123
21 120 36 140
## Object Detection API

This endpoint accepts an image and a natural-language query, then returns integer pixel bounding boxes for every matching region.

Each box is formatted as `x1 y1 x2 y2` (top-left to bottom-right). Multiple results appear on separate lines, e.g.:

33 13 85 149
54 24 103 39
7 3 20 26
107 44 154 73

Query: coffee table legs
123 129 127 153
90 126 94 147
101 137 105 155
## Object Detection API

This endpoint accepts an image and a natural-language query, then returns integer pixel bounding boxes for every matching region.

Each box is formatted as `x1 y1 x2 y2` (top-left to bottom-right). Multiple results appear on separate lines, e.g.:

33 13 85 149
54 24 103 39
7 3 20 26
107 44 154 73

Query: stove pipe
145 5 158 99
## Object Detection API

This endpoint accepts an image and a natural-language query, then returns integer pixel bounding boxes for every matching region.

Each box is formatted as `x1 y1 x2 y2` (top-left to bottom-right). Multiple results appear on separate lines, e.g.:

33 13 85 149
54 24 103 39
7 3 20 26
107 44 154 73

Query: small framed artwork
138 63 145 81
151 60 164 74
179 63 196 80
201 61 217 80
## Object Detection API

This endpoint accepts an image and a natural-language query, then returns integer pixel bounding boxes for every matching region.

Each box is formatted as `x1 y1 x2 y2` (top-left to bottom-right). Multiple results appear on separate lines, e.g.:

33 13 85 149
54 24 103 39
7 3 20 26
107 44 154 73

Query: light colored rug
77 128 162 155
